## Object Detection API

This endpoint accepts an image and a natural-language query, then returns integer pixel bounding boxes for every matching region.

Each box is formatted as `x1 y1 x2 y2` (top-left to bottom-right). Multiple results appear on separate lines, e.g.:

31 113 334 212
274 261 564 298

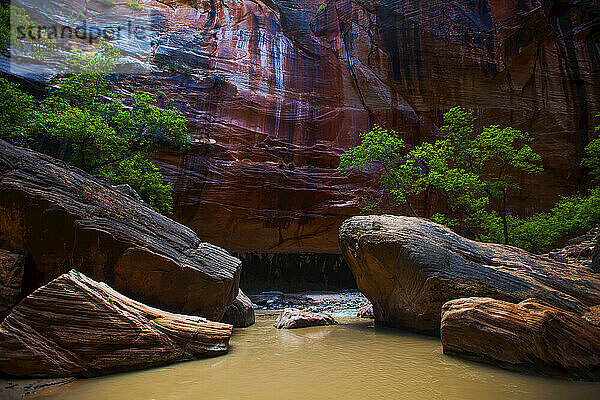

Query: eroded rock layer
593 237 600 273
339 215 600 333
274 308 338 329
441 297 600 380
0 270 232 378
0 139 241 321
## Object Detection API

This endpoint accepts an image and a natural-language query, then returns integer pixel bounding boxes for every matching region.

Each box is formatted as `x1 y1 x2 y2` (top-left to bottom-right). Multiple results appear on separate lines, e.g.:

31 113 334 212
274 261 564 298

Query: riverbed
28 314 600 400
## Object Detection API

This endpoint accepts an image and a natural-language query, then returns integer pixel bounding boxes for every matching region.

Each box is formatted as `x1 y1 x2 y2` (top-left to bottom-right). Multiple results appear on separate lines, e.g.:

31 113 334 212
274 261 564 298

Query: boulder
0 139 241 321
0 270 232 378
0 249 24 316
221 290 255 328
274 308 337 329
547 228 599 268
339 215 600 334
357 304 374 319
440 297 600 380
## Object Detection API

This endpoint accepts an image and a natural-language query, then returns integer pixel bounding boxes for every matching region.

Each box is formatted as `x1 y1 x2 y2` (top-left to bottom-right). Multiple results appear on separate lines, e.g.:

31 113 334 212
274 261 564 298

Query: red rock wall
134 0 599 253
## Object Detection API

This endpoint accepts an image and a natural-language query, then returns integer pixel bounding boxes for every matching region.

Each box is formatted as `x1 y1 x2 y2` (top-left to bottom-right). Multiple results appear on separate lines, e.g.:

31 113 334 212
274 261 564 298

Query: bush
498 188 600 253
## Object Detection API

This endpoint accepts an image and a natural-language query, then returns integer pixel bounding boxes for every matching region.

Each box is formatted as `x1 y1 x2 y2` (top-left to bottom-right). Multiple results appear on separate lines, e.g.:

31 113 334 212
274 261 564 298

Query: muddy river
31 315 600 400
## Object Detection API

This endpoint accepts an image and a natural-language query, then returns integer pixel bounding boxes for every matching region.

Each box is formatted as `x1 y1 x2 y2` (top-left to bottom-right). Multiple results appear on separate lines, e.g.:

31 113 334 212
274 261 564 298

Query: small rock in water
221 290 255 328
274 308 337 329
356 304 374 319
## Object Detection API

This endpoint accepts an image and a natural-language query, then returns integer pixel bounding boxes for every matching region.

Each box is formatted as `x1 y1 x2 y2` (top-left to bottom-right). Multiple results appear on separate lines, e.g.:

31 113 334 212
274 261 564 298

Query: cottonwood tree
338 107 543 243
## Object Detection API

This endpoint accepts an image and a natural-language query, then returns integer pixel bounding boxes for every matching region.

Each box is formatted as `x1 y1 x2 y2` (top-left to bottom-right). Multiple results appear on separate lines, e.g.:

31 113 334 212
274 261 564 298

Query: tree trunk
406 199 418 217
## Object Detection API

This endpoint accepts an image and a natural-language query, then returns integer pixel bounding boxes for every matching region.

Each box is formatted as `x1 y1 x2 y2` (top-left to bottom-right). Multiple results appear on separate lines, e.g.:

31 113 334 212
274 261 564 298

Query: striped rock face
441 297 600 380
0 270 233 378
0 249 24 316
144 0 600 255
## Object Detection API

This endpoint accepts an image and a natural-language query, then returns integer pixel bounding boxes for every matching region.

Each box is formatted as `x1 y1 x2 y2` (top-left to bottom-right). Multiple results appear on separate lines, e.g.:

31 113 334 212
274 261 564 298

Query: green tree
0 44 189 214
583 113 600 182
484 112 600 253
338 107 543 243
0 5 56 59
0 78 34 143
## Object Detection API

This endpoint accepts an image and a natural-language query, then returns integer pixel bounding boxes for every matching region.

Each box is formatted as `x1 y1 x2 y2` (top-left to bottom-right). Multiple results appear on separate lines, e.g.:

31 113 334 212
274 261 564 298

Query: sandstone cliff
146 0 600 254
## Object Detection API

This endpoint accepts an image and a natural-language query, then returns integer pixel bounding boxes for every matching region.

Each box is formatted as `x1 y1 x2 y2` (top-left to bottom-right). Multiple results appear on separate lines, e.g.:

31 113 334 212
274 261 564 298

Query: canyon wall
143 0 600 255
9 0 600 258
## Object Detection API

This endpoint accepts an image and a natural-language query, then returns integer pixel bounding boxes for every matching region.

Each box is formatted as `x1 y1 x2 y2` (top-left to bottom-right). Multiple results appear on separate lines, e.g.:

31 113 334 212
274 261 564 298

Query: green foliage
0 5 9 53
506 188 600 253
338 107 543 242
125 0 144 11
582 113 600 182
0 78 34 143
0 5 56 59
317 2 327 13
0 44 189 215
99 153 174 215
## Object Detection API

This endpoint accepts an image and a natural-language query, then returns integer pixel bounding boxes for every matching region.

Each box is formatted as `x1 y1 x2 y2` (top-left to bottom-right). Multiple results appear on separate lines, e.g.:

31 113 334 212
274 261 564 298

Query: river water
32 315 600 400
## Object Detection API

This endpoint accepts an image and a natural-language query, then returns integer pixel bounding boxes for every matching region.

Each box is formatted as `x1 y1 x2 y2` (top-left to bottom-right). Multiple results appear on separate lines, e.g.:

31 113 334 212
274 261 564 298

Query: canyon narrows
1 0 600 398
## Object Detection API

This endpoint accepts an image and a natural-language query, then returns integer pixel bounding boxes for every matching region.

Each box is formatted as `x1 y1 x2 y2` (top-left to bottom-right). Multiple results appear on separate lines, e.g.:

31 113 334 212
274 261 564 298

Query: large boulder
0 249 24 316
221 289 255 328
0 270 232 378
339 215 600 334
440 297 600 380
0 140 241 321
274 308 337 329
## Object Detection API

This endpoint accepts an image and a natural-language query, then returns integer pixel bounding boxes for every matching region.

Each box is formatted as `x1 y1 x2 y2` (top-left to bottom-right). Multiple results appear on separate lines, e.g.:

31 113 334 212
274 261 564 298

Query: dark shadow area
235 252 357 293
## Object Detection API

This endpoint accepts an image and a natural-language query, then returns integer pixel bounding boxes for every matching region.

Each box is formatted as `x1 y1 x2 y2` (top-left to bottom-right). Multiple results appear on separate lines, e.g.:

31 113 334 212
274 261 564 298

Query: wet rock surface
339 215 600 334
593 236 600 273
547 228 599 269
237 252 357 292
441 297 600 381
143 0 600 257
274 308 338 329
221 290 256 328
0 378 74 399
0 270 233 378
0 139 241 321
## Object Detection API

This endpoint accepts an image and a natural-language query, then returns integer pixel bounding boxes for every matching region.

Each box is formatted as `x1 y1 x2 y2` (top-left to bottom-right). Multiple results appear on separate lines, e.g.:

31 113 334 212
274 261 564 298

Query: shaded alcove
234 252 357 293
